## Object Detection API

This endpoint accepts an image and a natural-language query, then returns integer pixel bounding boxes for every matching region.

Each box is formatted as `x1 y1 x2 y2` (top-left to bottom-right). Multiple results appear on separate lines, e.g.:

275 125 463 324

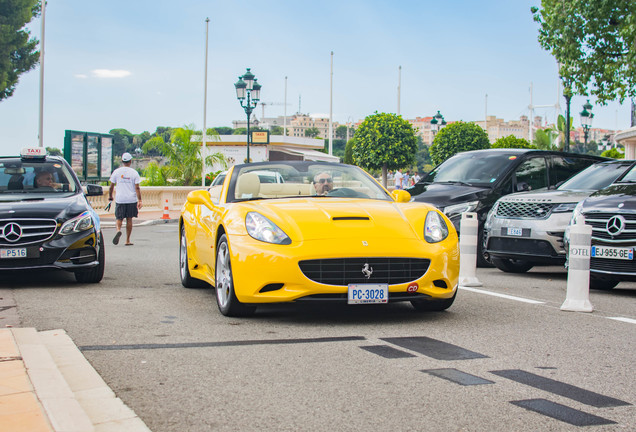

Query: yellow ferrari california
179 161 459 316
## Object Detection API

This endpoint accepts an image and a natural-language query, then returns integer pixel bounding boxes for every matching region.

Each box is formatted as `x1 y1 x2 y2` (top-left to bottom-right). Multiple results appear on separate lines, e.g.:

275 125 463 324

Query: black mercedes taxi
0 148 105 282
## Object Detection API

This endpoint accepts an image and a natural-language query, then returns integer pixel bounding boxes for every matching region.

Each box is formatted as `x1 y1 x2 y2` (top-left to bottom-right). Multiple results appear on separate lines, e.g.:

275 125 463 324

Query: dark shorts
115 202 138 220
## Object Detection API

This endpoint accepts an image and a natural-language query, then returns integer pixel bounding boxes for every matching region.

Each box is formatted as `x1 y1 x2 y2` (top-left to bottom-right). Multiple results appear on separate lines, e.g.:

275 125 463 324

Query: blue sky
0 0 631 155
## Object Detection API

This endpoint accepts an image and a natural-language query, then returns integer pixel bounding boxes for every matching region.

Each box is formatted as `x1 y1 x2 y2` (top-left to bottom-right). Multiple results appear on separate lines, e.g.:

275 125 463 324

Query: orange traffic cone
161 199 170 220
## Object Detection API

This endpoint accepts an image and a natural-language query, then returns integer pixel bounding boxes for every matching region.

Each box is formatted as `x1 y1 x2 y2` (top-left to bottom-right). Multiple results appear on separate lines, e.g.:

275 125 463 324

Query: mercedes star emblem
606 215 625 237
2 222 23 243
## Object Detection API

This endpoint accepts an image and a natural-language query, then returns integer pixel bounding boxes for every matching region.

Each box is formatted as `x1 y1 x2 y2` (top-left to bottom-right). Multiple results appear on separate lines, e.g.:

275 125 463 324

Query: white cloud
74 74 88 79
91 69 131 79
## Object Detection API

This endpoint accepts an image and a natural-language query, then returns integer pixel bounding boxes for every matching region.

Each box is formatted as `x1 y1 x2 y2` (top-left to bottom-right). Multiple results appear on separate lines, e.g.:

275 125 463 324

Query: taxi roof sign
21 147 47 159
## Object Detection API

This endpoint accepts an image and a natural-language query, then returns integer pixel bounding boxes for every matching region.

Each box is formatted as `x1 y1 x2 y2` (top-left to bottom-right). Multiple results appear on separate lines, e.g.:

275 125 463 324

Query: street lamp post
234 68 261 163
579 99 593 146
430 110 447 141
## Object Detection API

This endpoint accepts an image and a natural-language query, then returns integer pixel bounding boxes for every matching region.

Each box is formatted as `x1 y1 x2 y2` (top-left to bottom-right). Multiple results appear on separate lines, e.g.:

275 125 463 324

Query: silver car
484 160 635 273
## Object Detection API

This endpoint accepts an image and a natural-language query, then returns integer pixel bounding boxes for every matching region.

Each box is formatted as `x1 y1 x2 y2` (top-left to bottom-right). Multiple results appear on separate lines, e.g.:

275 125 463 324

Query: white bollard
561 222 593 312
459 212 483 287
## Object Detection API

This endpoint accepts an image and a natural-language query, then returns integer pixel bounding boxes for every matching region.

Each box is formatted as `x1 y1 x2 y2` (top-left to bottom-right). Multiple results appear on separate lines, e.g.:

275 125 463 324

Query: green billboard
63 130 113 182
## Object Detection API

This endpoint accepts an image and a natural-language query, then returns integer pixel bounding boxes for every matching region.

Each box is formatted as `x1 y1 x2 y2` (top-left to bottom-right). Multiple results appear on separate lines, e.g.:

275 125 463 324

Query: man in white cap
108 152 142 245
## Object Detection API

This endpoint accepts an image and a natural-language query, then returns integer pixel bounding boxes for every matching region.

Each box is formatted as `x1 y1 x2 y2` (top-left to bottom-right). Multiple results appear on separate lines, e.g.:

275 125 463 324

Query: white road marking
459 286 545 304
607 317 636 325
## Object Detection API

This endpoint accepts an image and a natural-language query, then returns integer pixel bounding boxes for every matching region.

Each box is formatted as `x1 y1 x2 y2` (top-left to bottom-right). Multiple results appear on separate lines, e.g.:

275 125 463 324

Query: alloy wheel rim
216 242 231 308
180 232 187 280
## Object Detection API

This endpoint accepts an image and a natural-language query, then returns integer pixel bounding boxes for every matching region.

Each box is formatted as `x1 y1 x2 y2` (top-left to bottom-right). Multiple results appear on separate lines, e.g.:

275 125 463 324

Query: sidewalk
0 328 151 432
97 208 181 227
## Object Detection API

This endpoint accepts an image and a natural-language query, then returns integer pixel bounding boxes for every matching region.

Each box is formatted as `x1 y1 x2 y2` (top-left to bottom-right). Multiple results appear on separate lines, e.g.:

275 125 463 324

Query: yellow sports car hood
235 198 433 242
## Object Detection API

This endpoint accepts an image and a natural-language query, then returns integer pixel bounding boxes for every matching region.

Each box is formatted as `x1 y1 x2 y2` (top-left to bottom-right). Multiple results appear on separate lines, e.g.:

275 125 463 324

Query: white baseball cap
121 152 133 162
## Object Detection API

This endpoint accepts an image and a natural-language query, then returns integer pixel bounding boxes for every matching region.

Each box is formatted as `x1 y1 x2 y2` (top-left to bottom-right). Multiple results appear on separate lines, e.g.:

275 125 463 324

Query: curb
10 328 151 432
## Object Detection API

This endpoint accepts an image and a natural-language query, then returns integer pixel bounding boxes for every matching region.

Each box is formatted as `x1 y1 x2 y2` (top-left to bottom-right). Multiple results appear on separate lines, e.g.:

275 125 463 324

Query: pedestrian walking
108 152 142 246
394 169 403 190
402 170 410 189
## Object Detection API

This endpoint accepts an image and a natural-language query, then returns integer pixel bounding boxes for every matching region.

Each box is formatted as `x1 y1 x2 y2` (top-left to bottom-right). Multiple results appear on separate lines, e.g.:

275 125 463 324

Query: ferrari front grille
0 218 58 246
298 257 430 286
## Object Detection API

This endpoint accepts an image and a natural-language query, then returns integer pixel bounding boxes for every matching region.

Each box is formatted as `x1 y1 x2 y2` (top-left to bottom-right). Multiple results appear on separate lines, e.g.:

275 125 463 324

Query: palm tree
143 125 227 186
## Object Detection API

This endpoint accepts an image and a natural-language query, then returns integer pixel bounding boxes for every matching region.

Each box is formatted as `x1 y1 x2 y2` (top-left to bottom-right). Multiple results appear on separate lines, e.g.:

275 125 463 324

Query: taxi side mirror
391 189 411 203
84 184 104 196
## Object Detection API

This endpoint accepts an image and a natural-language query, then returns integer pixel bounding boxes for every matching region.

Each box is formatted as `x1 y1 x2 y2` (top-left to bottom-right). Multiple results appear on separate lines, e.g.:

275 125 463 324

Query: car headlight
424 210 449 243
484 201 499 230
443 201 478 218
564 200 586 246
569 200 586 225
246 212 291 245
553 202 577 213
60 211 94 235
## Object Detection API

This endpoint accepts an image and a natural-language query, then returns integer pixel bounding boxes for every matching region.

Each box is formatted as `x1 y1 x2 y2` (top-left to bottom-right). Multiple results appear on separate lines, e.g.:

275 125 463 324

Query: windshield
0 159 78 196
424 152 518 185
228 162 392 202
558 161 633 191
615 163 636 183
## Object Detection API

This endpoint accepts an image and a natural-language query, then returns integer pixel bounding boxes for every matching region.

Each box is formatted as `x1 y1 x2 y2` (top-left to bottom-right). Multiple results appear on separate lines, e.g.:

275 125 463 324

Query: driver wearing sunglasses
313 172 333 195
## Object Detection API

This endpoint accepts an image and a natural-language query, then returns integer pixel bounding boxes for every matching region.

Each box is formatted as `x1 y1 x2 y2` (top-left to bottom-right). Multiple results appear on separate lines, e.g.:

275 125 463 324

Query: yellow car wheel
215 234 256 317
179 225 208 288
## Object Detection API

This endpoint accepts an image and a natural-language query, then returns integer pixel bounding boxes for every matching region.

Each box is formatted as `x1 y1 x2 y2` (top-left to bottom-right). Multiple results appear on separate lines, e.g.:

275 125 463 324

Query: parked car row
407 149 607 266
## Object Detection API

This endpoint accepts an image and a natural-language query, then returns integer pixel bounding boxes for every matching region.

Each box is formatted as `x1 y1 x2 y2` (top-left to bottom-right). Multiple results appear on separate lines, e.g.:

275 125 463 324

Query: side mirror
187 189 215 208
84 184 104 197
391 189 411 203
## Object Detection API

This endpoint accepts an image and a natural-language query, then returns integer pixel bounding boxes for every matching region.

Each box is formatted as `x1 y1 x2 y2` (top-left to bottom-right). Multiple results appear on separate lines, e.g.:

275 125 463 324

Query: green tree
533 128 558 150
352 112 417 187
492 135 535 149
532 1 636 104
109 128 134 155
413 136 432 172
601 148 624 159
142 125 227 186
140 161 168 186
344 138 355 164
305 127 320 138
429 122 490 166
233 128 246 135
213 127 233 135
46 146 62 156
270 126 284 135
0 0 40 101
335 125 349 139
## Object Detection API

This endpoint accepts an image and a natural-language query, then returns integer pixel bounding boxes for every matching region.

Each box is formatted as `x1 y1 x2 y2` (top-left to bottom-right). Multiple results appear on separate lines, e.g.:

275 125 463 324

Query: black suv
407 149 607 266
0 148 105 282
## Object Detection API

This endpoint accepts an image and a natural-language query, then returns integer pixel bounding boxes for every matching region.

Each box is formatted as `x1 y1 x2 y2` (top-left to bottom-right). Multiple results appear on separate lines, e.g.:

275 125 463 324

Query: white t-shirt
394 171 403 189
109 166 141 204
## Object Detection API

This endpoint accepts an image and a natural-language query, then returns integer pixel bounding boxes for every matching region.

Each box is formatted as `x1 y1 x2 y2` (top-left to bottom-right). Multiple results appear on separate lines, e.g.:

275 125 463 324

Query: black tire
179 225 208 288
477 228 494 268
491 257 534 273
75 231 105 283
411 291 456 312
589 276 619 291
215 234 256 317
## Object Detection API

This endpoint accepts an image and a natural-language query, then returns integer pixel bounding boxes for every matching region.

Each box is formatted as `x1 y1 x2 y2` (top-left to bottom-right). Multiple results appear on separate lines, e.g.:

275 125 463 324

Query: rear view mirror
4 167 26 175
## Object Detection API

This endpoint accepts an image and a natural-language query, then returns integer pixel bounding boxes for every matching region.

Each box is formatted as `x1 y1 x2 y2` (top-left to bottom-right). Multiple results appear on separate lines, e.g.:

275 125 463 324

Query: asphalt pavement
0 210 175 432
